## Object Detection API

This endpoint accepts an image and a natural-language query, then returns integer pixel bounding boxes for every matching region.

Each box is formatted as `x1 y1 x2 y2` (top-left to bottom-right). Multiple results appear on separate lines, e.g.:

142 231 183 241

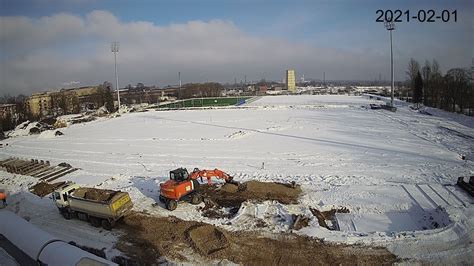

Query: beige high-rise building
286 69 296 92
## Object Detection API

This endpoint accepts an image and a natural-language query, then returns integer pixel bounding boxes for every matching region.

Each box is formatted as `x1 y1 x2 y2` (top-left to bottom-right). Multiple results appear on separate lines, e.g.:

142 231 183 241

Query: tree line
406 58 473 115
179 82 223 99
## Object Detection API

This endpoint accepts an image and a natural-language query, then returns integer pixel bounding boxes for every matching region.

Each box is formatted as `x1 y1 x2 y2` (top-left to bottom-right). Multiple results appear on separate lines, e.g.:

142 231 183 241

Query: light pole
384 21 395 107
111 41 121 112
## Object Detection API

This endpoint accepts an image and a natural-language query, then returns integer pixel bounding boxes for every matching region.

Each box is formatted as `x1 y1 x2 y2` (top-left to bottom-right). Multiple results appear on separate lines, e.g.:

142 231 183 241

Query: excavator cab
169 168 189 182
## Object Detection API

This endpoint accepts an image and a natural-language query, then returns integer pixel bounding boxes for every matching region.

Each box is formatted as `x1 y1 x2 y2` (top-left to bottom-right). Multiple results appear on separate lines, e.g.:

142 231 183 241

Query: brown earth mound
116 212 398 265
30 181 65 197
310 207 350 230
186 225 229 255
198 180 301 209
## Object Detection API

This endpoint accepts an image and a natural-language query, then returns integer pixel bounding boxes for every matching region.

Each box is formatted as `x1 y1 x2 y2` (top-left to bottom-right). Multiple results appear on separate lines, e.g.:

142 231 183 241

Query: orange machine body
160 168 233 201
160 179 196 201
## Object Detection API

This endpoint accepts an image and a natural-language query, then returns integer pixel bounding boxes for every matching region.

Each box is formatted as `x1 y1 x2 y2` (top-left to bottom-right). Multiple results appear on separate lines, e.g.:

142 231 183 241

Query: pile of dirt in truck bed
74 187 117 202
29 181 65 197
198 180 302 209
116 212 397 265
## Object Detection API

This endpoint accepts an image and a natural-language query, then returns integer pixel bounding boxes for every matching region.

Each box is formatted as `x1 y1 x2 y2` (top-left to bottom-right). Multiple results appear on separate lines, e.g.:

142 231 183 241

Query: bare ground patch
29 181 65 197
196 180 301 219
200 180 301 206
115 212 397 265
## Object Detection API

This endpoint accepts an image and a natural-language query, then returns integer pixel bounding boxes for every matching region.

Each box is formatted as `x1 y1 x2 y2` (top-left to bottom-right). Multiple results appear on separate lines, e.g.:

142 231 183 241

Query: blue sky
0 0 473 94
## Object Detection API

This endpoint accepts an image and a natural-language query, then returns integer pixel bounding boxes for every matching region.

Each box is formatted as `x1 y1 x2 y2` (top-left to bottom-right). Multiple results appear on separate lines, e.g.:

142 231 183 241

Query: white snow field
1 95 473 263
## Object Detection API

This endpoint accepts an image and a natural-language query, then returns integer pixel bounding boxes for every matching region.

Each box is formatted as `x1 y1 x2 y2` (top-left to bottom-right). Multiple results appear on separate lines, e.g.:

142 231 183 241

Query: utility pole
385 21 395 107
323 72 325 87
111 41 121 112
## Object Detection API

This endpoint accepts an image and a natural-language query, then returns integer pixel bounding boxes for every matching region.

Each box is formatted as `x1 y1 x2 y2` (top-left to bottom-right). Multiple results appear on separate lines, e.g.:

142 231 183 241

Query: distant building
27 92 53 118
26 86 103 118
286 69 296 92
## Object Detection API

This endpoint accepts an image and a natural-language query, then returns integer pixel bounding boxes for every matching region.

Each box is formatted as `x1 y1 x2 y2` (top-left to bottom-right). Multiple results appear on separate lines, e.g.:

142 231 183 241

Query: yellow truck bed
69 187 133 220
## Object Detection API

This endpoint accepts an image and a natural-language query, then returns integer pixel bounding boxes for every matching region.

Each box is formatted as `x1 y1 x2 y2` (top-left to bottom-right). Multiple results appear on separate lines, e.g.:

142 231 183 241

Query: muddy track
116 212 398 265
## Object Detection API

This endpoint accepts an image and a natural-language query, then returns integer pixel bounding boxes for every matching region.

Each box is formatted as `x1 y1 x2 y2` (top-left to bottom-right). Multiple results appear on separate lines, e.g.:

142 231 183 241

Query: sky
0 0 473 95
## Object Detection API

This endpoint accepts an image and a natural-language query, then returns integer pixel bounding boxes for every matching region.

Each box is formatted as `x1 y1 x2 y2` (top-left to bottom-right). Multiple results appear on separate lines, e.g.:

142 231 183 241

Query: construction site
0 95 473 265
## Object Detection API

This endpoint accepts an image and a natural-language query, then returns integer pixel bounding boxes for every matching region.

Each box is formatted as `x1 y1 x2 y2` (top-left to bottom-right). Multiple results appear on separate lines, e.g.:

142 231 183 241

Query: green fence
158 97 252 109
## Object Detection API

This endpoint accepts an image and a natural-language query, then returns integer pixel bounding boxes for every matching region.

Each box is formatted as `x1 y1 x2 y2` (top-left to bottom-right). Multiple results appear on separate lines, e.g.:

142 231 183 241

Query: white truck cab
52 182 81 208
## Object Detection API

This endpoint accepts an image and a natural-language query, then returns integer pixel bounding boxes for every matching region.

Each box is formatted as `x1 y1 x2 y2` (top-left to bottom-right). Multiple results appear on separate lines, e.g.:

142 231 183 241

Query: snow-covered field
1 95 473 263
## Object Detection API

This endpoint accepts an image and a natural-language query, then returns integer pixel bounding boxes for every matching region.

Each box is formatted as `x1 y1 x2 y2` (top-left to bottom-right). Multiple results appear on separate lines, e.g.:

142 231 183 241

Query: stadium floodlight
111 41 121 112
384 21 395 107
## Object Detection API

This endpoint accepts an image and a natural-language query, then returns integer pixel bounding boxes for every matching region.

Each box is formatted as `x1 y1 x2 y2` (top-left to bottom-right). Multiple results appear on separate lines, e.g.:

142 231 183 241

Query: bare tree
406 58 420 89
421 61 432 105
413 71 423 108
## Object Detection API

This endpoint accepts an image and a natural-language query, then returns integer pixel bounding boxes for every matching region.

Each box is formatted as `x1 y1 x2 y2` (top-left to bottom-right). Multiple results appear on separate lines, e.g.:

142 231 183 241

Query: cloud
0 10 451 95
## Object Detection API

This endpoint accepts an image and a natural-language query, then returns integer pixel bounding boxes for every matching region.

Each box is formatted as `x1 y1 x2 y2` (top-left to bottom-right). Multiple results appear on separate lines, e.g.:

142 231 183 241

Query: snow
420 106 474 129
38 130 62 139
0 95 472 263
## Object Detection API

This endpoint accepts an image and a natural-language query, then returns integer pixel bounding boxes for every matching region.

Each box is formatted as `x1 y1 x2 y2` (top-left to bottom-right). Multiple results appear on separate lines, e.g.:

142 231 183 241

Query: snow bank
38 130 64 139
420 106 474 128
6 121 54 138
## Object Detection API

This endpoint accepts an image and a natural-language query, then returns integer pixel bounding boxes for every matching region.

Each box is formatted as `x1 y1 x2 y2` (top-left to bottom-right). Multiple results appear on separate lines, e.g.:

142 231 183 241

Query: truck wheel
90 217 101 227
62 211 71 220
101 220 113 230
166 200 177 211
191 194 203 205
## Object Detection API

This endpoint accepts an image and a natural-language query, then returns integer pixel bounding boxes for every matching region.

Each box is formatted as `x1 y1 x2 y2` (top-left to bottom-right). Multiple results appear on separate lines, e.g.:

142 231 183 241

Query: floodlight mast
384 21 395 107
111 41 121 112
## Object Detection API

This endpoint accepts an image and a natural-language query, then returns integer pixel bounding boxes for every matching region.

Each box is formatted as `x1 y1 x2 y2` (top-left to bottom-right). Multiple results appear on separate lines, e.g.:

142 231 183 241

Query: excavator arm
189 168 235 185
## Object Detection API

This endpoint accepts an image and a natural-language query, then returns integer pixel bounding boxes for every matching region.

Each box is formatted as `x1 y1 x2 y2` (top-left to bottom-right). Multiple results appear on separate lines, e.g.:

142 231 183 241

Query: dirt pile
186 225 229 255
199 200 239 219
310 207 350 230
29 181 65 197
116 212 397 265
291 214 311 230
198 180 302 208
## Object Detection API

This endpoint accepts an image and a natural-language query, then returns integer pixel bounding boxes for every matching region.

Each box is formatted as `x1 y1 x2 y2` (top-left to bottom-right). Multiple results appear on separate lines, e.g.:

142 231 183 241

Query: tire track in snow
418 184 449 207
427 184 464 207
415 184 438 209
402 184 436 211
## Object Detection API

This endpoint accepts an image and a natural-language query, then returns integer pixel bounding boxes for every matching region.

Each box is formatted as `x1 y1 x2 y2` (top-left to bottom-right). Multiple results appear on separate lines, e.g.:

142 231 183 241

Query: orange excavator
159 167 236 210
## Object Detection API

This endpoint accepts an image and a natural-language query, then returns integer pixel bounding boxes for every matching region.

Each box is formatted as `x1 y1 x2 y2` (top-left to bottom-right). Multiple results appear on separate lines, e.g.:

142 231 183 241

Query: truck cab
52 182 81 209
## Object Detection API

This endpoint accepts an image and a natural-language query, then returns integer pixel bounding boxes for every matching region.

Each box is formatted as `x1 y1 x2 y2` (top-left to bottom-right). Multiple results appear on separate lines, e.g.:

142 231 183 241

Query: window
53 192 61 200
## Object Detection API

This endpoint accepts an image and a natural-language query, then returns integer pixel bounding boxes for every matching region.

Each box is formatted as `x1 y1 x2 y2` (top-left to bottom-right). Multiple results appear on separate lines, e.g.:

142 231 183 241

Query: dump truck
52 182 133 230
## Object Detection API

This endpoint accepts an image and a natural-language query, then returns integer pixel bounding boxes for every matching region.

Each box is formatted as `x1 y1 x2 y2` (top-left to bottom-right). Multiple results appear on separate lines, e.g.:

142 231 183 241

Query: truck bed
69 187 133 220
